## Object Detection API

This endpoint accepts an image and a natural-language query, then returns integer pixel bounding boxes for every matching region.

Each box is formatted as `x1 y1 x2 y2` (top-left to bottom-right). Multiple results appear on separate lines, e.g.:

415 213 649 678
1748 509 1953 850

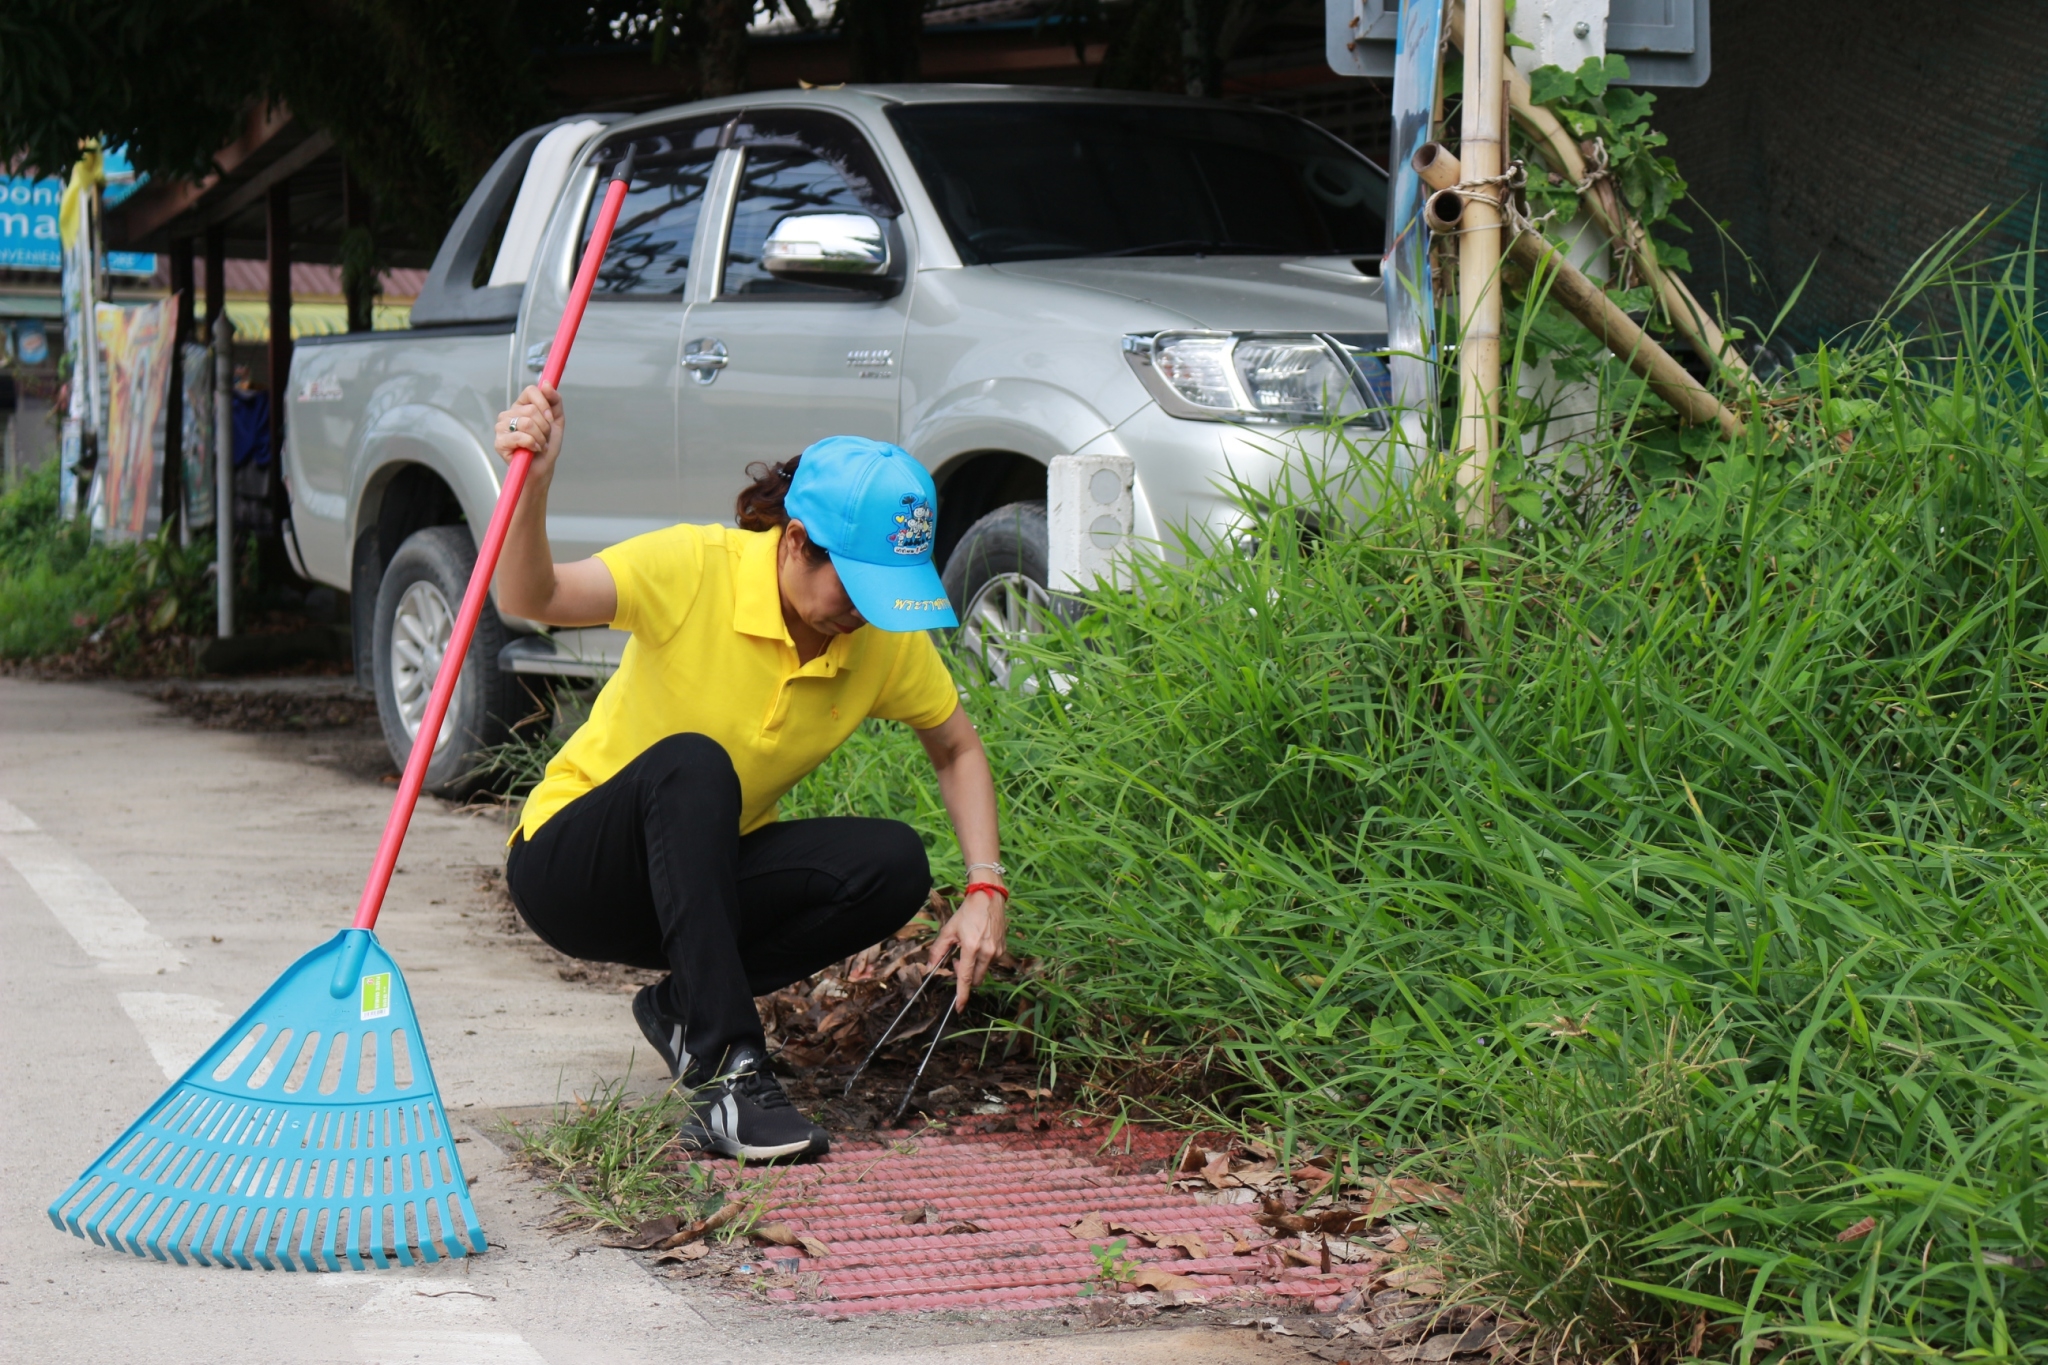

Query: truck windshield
886 102 1387 266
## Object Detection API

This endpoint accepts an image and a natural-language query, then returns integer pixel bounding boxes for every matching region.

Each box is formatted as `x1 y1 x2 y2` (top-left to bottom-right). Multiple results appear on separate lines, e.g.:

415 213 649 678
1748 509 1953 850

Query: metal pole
214 313 234 638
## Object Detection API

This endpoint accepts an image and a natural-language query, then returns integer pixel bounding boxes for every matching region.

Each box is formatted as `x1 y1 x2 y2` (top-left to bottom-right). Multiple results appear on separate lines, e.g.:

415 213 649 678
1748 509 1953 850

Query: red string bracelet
963 881 1010 902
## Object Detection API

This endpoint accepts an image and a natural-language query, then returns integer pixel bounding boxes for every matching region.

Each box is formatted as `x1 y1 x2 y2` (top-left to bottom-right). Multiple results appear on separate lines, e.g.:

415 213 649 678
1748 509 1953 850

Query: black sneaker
680 1044 830 1162
632 984 690 1079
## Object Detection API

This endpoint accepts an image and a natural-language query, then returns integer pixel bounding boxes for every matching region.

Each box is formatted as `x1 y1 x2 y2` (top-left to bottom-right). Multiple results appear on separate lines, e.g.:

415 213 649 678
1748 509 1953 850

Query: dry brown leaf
941 1221 987 1236
797 1233 830 1258
1321 1236 1377 1265
1279 1246 1319 1268
653 1199 747 1250
604 1214 681 1250
1200 1151 1235 1188
1131 1265 1206 1294
651 1242 712 1265
1836 1216 1878 1243
1069 1213 1113 1241
900 1206 937 1225
1392 1177 1460 1205
1152 1232 1209 1261
1415 1333 1467 1362
1194 1187 1258 1206
1382 1264 1445 1295
1293 1167 1338 1196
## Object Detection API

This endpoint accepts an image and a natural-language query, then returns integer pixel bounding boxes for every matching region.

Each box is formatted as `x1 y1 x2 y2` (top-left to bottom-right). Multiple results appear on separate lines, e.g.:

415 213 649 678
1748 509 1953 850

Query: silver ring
508 418 518 433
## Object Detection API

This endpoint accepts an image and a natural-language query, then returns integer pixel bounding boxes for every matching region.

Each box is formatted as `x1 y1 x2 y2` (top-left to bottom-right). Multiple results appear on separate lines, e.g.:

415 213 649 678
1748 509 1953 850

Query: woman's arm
493 382 618 626
915 705 1007 1009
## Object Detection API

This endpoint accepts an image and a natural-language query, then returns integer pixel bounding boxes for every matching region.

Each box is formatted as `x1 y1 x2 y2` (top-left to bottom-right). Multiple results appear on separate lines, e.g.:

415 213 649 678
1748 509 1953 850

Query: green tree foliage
0 1 590 244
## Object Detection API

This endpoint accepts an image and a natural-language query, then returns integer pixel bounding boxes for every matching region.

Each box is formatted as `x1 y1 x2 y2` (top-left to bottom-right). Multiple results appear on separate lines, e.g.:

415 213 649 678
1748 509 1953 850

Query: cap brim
829 551 959 631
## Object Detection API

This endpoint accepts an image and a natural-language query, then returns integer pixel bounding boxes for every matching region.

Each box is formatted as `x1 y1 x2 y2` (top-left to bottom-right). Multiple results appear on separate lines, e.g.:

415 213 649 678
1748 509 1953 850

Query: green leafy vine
1521 54 1692 272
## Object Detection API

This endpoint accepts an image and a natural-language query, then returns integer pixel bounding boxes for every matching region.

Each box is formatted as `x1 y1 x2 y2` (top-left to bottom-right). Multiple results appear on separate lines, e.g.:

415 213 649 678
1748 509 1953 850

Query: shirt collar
733 527 790 644
731 526 862 671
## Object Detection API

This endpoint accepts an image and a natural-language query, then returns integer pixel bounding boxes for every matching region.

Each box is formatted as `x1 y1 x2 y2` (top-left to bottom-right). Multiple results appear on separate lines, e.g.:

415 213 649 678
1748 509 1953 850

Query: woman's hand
931 888 1007 1010
493 383 564 481
488 382 617 627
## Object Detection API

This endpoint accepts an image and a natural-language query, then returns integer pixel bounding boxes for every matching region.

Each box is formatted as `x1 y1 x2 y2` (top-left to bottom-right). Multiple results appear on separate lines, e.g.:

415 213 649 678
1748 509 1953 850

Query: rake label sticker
360 971 392 1020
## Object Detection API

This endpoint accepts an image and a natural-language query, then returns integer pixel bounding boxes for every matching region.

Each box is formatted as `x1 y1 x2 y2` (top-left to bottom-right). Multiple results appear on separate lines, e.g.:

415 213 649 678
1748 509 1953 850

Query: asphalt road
0 677 1299 1365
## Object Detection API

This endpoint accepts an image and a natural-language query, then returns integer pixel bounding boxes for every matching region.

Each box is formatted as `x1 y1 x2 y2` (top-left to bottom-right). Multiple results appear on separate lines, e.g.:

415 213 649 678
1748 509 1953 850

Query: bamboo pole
1454 0 1507 531
1444 0 1749 383
1427 184 1743 439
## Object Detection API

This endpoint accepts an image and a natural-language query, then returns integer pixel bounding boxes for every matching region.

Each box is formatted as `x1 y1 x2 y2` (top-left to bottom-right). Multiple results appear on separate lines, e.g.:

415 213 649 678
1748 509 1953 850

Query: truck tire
941 501 1051 688
371 524 521 797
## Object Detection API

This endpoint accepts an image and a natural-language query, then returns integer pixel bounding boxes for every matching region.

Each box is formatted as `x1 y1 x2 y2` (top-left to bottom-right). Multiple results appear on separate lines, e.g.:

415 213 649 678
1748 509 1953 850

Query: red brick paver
734 1123 1376 1314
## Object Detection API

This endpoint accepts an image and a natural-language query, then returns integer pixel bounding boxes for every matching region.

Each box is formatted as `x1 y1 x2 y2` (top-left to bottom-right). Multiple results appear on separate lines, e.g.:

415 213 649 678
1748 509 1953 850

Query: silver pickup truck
284 84 1391 791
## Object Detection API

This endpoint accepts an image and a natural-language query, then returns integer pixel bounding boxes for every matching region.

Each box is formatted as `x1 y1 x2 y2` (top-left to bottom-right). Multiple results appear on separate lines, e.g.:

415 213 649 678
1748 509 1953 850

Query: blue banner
0 146 156 275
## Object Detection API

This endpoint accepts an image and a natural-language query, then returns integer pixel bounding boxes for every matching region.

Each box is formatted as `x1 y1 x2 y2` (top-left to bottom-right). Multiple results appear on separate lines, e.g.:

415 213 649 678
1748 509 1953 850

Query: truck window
583 118 726 297
721 110 902 299
886 102 1387 265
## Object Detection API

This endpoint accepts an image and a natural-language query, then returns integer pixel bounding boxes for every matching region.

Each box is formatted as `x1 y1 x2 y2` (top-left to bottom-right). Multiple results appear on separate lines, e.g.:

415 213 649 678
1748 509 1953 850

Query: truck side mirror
762 212 891 283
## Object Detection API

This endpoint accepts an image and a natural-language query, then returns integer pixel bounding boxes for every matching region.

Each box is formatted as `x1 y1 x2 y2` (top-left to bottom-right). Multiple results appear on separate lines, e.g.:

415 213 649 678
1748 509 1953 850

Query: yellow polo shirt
516 523 959 842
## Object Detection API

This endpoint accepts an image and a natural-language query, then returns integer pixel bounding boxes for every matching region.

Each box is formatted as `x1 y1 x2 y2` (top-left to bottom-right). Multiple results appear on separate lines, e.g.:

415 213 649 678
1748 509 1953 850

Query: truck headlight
1122 331 1389 427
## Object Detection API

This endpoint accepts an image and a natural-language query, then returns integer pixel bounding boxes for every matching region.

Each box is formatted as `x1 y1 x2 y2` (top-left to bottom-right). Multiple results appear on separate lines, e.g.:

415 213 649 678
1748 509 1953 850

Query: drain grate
739 1124 1378 1314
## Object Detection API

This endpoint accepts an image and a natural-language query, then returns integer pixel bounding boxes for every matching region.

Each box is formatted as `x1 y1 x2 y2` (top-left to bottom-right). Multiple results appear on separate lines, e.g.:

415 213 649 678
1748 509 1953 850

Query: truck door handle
683 338 728 384
525 342 549 374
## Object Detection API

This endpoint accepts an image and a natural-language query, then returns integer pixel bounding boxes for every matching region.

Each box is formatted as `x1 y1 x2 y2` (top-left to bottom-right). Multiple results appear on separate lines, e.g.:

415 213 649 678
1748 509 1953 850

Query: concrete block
1048 453 1134 592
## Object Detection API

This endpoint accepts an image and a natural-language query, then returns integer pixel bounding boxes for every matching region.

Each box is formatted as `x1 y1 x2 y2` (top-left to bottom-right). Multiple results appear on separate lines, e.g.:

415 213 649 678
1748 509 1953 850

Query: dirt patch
152 681 379 730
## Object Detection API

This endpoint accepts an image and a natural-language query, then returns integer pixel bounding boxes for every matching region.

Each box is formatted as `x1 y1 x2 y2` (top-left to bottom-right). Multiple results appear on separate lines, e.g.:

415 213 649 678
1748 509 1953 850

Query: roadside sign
1328 0 1713 87
0 146 156 275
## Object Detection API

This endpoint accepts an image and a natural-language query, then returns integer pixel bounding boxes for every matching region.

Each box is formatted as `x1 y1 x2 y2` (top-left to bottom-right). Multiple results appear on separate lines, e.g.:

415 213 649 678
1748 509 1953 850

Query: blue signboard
0 146 157 276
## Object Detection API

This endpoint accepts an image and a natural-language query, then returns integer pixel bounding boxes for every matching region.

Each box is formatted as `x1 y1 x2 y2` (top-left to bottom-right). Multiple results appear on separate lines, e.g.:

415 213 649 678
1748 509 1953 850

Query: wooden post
215 313 235 637
203 225 226 333
1427 182 1744 440
1454 0 1506 530
164 237 195 541
342 165 373 334
1445 0 1750 383
265 181 291 468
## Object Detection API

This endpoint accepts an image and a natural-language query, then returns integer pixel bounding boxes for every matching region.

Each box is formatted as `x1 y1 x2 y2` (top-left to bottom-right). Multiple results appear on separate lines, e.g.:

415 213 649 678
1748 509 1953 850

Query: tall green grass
785 236 2048 1358
0 460 214 661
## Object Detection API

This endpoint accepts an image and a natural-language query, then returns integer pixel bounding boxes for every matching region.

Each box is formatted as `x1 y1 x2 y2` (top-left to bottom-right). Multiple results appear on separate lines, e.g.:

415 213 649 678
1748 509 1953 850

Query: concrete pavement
0 678 1301 1364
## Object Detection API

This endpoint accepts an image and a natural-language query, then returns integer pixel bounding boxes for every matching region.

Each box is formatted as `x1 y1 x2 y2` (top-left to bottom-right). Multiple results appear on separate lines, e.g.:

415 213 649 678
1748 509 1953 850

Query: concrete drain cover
741 1125 1377 1314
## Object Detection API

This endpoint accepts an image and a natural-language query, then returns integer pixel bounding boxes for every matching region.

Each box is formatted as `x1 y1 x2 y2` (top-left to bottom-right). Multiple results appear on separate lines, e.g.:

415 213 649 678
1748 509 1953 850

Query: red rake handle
351 149 635 932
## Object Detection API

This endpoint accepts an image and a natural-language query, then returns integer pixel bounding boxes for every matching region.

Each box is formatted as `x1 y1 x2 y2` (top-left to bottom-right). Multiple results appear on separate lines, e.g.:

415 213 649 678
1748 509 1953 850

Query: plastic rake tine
843 945 957 1098
45 144 640 1273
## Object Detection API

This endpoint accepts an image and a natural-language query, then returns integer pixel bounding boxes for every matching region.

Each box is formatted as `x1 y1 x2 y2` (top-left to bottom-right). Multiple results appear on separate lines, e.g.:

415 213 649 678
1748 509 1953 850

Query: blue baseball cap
784 436 958 632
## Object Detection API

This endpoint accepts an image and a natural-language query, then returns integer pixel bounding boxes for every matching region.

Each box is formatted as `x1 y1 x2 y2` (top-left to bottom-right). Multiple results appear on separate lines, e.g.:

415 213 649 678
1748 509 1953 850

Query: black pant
505 732 931 1072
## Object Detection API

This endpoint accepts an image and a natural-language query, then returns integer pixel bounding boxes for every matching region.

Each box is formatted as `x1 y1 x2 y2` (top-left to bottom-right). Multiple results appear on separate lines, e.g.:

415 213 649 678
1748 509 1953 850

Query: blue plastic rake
47 930 485 1270
47 150 641 1273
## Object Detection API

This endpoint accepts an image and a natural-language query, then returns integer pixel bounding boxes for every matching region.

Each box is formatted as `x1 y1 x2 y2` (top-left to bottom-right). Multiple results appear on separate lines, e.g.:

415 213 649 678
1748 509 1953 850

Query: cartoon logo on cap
888 496 934 558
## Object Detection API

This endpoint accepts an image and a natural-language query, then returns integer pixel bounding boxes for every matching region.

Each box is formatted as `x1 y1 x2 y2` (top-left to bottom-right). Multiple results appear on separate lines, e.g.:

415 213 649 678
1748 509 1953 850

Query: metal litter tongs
843 945 959 1125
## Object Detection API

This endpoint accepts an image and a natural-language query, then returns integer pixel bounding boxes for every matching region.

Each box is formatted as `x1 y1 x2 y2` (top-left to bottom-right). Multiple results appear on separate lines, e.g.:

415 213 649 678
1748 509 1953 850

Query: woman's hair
735 456 831 563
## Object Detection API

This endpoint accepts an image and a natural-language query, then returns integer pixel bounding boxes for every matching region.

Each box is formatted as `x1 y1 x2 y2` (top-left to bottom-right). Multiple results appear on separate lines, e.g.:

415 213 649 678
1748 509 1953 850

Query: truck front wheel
371 524 522 797
941 501 1051 689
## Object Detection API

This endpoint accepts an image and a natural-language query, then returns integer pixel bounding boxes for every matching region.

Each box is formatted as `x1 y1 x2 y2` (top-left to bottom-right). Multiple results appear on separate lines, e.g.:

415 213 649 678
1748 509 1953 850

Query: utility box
1048 454 1134 593
1328 0 1711 88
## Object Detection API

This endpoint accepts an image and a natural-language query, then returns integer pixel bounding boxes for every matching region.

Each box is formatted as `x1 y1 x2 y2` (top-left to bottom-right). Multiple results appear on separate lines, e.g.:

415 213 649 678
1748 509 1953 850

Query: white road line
0 797 185 974
117 992 236 1080
353 1329 551 1364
